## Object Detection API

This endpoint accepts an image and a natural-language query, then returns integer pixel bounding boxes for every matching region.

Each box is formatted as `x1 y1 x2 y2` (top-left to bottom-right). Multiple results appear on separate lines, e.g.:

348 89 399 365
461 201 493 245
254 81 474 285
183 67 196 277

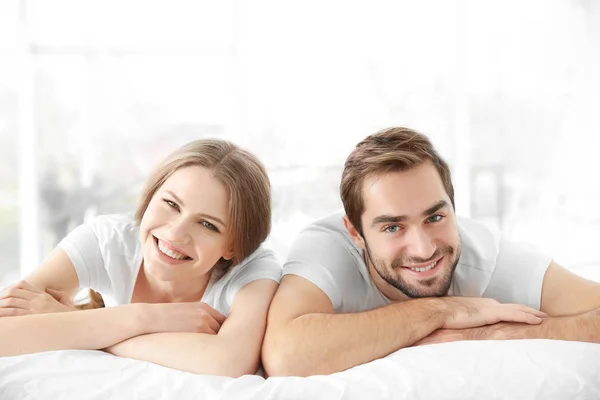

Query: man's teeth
409 260 437 272
158 240 188 260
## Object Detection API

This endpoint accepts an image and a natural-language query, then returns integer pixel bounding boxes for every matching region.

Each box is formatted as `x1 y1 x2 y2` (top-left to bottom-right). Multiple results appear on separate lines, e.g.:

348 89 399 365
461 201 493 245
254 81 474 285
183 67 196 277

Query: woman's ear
223 248 234 261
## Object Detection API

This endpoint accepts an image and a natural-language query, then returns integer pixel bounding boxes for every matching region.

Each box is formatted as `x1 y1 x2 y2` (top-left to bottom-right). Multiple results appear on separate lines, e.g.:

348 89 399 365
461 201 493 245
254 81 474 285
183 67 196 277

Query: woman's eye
201 220 219 232
384 225 400 233
163 199 179 211
428 215 443 223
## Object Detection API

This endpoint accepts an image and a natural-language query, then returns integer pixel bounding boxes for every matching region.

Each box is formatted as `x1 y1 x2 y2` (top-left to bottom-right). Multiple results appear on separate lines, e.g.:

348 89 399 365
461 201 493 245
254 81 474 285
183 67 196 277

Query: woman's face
139 166 232 283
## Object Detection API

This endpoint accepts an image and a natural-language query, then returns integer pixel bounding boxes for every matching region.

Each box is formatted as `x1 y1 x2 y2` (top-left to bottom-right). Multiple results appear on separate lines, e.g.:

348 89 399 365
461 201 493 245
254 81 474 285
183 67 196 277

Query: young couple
1 127 599 378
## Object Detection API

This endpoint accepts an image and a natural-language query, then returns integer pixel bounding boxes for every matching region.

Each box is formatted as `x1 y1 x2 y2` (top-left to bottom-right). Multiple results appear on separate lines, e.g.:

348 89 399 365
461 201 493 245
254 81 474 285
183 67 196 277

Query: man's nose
404 227 435 261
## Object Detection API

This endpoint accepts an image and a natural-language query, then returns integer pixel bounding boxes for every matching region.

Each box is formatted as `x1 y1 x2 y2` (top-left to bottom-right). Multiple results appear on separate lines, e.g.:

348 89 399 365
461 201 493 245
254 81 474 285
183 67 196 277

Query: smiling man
262 127 600 377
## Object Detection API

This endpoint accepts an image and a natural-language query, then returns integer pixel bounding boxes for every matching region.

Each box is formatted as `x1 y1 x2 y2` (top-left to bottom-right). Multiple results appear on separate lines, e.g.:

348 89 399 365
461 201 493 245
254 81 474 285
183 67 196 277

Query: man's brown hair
340 127 454 235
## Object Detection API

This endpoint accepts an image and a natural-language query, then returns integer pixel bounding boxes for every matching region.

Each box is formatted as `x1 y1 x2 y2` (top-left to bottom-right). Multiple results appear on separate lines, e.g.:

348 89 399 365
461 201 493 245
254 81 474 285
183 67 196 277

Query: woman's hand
148 302 227 335
0 280 76 317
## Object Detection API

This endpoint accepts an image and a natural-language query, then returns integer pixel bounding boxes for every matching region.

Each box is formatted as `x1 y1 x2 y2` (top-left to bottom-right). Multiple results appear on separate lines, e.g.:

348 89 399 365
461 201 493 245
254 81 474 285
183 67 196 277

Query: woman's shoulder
237 244 280 267
85 214 137 235
83 213 140 252
219 244 282 285
211 245 282 311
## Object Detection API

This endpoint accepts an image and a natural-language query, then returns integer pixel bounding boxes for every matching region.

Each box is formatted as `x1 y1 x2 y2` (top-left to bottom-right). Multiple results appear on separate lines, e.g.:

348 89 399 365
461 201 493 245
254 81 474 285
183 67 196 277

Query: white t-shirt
283 212 552 312
59 214 282 315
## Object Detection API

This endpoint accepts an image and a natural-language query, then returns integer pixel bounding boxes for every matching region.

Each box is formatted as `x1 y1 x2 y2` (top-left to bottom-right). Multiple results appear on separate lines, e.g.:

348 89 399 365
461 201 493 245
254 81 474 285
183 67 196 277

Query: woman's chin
144 261 180 281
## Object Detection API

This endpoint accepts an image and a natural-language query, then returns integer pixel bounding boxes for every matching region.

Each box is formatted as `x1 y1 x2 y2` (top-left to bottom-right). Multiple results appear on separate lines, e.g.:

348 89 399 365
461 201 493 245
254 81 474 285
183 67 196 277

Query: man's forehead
361 167 449 219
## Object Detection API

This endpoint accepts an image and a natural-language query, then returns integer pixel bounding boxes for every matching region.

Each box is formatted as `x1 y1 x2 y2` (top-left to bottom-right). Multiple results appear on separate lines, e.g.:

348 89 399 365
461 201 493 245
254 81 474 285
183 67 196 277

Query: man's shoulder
456 216 502 272
302 211 347 234
288 211 363 265
294 211 352 244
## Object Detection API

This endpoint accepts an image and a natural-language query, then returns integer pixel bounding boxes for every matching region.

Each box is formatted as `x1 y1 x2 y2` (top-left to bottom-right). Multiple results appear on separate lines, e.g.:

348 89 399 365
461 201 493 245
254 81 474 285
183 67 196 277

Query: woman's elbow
205 358 259 378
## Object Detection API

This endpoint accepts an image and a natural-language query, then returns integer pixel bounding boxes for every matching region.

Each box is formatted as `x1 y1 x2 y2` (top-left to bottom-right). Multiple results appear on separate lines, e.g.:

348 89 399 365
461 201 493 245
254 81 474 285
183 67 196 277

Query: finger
515 305 548 318
201 303 226 324
205 315 222 333
0 308 31 317
502 309 542 325
46 288 72 305
203 326 217 335
0 288 35 301
15 280 42 293
0 298 30 310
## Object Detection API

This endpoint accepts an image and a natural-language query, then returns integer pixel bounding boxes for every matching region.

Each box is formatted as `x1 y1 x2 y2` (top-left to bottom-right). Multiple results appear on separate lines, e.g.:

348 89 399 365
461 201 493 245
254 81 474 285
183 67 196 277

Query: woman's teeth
158 240 188 260
409 260 437 272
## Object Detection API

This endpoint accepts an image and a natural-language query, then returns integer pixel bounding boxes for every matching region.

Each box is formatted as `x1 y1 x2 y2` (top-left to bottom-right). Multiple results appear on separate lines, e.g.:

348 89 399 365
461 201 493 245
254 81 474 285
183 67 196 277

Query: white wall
1 0 599 284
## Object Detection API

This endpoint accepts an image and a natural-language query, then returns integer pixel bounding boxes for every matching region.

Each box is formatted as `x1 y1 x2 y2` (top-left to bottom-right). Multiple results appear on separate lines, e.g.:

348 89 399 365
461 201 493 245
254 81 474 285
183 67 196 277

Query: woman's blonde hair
135 138 272 274
82 138 271 308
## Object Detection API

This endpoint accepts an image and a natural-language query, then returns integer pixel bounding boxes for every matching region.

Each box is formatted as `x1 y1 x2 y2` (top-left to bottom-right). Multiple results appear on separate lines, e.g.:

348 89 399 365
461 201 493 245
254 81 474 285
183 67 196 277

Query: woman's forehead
160 166 230 219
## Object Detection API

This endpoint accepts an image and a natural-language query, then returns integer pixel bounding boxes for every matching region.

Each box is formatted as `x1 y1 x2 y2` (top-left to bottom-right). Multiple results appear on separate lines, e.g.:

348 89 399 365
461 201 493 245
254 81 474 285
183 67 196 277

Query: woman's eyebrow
164 190 226 227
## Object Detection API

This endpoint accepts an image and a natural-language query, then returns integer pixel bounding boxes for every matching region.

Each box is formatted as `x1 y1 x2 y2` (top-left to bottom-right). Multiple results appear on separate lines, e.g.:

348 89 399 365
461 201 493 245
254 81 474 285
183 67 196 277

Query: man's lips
396 254 445 270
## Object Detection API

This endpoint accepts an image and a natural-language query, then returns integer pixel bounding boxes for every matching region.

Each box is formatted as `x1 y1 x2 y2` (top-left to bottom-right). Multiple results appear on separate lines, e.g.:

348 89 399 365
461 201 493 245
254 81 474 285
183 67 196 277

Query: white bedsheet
1 339 599 400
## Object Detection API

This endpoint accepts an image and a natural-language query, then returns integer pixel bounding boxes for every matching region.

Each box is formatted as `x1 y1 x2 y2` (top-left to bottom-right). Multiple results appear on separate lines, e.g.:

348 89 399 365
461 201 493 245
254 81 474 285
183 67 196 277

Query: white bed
1 339 599 400
2 265 599 400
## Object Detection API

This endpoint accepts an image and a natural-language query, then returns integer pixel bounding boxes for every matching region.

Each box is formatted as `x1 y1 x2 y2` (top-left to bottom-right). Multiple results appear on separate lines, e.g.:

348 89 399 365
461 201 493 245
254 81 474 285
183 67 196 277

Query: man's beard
364 238 460 298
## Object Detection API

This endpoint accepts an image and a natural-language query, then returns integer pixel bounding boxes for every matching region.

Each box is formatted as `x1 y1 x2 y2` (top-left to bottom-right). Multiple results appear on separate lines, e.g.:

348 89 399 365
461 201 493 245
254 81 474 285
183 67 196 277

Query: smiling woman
0 139 281 378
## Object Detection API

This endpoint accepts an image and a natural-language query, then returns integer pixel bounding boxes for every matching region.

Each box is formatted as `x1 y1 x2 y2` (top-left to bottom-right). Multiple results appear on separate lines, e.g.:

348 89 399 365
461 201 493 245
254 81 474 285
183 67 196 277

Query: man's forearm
490 308 600 343
105 332 256 378
264 298 449 377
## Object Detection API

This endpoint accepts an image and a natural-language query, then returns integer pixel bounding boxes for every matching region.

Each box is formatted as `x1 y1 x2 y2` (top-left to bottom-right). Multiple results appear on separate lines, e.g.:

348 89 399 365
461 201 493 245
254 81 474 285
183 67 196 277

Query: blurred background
1 0 599 286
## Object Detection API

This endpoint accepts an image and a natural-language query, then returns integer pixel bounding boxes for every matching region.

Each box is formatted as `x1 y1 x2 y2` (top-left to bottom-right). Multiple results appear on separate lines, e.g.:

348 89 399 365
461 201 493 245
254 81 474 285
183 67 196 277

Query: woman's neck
134 266 211 303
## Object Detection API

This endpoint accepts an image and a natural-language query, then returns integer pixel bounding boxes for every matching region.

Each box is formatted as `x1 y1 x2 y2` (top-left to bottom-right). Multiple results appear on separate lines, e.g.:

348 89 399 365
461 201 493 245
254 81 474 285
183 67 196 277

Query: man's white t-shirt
283 212 552 312
59 214 282 316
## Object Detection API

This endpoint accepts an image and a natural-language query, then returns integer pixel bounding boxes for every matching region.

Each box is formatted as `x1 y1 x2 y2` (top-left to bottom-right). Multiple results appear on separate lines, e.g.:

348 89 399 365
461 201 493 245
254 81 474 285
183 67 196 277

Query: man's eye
384 225 400 233
428 215 443 223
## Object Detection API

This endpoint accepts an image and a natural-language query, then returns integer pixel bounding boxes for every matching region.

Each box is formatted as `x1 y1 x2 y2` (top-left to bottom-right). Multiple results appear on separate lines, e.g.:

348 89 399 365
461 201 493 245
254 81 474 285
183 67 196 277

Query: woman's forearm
105 332 258 378
0 304 154 356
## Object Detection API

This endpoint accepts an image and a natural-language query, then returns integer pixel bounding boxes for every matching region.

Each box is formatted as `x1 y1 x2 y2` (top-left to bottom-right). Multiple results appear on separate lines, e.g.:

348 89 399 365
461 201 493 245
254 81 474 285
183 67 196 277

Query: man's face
355 161 461 299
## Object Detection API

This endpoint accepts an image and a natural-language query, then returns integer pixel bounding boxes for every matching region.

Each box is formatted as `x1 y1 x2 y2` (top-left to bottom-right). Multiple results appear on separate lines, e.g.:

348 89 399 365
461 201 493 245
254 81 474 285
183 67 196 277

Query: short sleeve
57 222 111 293
283 226 364 311
225 247 282 307
482 238 552 310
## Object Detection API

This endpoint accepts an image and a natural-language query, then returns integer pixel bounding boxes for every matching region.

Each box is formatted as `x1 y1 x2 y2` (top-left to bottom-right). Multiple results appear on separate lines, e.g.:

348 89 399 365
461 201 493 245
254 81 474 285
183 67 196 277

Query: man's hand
0 280 76 316
443 297 547 329
415 309 600 346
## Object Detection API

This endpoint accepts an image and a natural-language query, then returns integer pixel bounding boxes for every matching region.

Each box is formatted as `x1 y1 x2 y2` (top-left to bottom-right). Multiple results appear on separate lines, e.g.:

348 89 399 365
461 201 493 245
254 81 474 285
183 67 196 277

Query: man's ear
343 215 366 250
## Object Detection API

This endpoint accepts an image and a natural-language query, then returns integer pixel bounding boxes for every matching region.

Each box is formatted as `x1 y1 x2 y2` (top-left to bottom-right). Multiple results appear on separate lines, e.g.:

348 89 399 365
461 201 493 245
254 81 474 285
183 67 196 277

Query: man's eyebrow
422 200 450 217
164 190 226 227
370 200 450 227
371 214 408 226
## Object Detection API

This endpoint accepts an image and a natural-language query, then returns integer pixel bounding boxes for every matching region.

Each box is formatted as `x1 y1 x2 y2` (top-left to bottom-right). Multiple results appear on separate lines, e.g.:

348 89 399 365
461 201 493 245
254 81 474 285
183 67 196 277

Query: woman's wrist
128 303 158 334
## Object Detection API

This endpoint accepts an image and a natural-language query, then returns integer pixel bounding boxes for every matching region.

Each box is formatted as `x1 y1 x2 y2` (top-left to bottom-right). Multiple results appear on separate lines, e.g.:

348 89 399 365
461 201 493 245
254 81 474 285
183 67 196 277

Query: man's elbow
262 352 301 377
261 338 315 377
